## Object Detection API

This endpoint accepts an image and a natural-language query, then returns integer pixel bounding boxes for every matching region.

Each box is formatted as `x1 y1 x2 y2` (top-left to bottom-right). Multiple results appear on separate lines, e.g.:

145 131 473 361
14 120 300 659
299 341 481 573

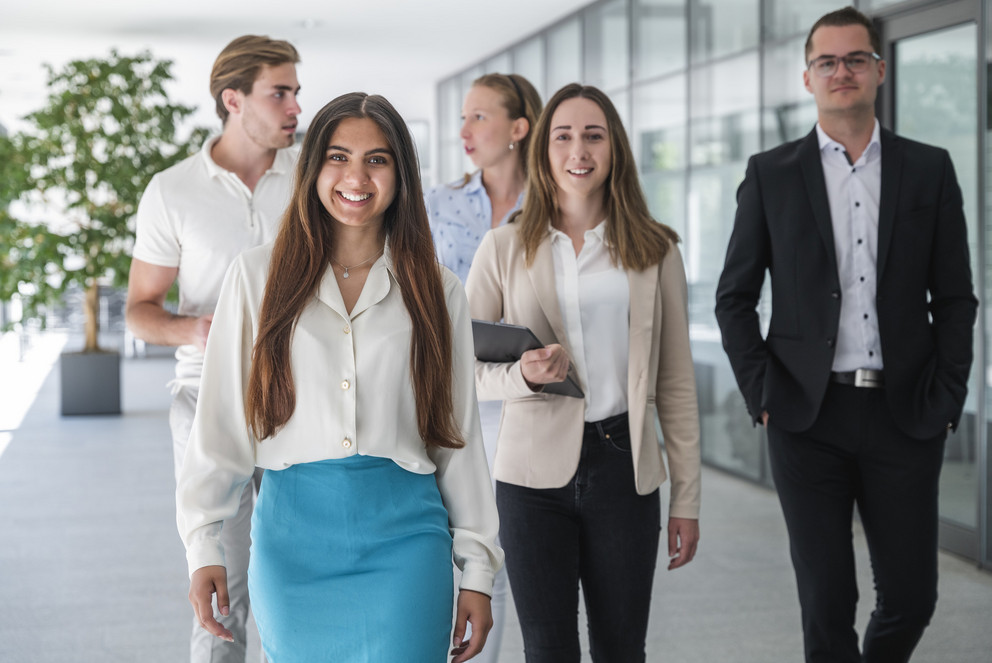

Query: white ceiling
0 0 591 142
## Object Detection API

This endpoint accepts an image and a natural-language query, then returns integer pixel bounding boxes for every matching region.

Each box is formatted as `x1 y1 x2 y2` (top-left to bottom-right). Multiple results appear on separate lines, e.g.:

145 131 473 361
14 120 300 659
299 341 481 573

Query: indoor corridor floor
1 353 991 662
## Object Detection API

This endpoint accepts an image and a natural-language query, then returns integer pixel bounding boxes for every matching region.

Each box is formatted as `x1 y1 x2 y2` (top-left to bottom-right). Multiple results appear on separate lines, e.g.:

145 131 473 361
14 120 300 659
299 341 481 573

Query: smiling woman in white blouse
176 92 501 663
465 84 702 663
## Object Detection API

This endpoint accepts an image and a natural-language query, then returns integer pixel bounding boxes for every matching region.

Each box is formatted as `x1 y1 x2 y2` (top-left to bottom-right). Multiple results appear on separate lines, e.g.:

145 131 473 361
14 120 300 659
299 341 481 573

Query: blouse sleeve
175 255 258 575
655 244 702 519
427 269 504 596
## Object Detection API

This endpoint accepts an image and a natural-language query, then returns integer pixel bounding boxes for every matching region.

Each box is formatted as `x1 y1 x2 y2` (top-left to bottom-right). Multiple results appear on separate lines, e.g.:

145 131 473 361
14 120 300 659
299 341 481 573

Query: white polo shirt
132 136 298 383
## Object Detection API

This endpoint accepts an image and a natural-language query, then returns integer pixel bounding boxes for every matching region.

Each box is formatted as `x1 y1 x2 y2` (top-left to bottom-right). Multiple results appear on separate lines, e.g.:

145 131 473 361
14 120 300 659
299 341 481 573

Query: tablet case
471 320 584 398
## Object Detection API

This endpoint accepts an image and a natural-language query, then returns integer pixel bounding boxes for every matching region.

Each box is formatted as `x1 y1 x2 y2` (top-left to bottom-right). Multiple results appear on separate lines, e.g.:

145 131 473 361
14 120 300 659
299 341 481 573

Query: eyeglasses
807 51 881 78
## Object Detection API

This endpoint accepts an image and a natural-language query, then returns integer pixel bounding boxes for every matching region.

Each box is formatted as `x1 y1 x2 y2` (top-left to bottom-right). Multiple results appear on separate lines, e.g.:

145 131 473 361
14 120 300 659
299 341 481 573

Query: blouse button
342 438 352 449
343 325 351 334
341 379 350 390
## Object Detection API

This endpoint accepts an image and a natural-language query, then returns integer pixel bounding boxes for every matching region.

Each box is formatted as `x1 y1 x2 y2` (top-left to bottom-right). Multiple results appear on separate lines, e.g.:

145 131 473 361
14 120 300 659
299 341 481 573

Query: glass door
879 0 985 564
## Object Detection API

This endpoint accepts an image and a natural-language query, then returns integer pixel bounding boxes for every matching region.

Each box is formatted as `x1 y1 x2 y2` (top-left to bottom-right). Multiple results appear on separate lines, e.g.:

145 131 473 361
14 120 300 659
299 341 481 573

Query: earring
509 142 515 151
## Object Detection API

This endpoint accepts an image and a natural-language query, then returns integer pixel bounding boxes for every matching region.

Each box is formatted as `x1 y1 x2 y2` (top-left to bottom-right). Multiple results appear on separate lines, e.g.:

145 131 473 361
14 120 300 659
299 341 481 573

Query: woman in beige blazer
465 84 701 663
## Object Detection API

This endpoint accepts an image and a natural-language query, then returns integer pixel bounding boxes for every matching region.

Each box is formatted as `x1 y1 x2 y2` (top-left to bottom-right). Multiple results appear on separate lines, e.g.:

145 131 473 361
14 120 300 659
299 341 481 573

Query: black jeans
496 412 661 663
767 383 945 663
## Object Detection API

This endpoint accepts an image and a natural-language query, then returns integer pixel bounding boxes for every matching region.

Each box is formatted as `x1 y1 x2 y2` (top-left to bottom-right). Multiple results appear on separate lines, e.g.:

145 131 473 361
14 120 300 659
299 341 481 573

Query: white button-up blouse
176 241 502 596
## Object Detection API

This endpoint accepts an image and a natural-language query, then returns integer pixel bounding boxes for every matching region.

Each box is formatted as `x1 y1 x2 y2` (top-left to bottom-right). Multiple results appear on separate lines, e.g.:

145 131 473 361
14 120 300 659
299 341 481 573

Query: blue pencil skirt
248 455 454 662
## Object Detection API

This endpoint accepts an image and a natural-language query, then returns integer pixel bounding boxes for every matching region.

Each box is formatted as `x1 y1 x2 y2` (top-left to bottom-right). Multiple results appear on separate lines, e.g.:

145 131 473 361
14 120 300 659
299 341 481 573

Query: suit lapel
627 263 658 381
799 128 840 278
877 129 902 278
525 232 570 349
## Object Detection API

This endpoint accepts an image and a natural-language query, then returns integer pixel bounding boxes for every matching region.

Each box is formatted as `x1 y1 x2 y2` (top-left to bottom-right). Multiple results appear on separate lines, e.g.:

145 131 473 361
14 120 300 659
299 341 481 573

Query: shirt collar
463 169 486 195
815 118 881 163
199 134 299 179
317 237 394 319
550 219 609 243
381 237 397 279
199 135 225 179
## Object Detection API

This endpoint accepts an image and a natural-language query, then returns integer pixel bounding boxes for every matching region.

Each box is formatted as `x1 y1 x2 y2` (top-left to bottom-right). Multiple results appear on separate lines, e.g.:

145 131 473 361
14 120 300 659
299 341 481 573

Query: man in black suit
715 7 977 663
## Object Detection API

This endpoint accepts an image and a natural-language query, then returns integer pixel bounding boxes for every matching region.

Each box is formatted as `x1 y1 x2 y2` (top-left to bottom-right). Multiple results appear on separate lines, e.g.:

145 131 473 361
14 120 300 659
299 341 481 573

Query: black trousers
767 382 946 663
496 413 661 663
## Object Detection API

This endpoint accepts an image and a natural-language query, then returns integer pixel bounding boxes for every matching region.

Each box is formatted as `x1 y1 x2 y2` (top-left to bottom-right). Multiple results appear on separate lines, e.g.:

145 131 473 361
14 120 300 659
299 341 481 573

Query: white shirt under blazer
176 241 502 596
465 222 702 519
550 221 630 422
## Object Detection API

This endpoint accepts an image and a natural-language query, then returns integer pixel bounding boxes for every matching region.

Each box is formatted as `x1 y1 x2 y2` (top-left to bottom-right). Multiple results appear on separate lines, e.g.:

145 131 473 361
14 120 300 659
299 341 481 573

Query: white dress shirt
550 221 630 422
816 120 884 371
176 241 502 596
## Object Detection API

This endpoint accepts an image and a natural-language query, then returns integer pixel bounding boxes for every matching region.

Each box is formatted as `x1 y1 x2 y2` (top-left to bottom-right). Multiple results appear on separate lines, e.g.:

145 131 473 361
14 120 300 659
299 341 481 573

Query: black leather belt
831 369 885 389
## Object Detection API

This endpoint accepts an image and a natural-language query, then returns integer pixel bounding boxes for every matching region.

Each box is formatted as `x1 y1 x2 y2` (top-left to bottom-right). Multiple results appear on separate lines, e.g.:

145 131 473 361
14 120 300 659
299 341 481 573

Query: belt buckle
854 369 881 388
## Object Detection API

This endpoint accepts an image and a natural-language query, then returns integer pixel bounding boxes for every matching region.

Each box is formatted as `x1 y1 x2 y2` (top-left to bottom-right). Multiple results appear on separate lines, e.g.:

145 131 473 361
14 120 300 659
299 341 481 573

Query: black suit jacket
715 127 977 440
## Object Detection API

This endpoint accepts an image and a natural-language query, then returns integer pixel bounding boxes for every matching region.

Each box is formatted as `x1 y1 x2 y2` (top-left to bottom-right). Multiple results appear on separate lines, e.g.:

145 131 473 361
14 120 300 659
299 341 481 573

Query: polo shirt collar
198 135 298 179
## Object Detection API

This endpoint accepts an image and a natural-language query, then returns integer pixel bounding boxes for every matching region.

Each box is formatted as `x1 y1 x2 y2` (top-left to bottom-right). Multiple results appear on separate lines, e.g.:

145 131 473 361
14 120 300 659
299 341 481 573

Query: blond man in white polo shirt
125 35 301 663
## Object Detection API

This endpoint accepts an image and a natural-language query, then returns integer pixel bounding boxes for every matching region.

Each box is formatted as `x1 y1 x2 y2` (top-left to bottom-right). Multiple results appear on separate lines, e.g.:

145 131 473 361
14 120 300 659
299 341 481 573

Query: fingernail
220 606 229 616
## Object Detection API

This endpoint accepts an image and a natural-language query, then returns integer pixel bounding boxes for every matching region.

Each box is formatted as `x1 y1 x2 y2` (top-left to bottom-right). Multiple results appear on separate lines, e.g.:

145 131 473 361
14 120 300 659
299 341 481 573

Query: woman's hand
520 343 570 390
451 589 493 662
189 565 234 642
667 517 700 570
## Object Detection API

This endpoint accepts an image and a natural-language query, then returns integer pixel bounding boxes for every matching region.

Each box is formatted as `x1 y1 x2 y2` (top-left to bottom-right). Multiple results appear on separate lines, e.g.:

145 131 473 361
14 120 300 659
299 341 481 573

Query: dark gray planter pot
60 350 121 416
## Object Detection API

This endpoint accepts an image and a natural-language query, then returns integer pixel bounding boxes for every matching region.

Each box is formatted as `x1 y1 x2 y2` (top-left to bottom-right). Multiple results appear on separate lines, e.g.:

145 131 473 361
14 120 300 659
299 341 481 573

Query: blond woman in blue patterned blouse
424 73 541 663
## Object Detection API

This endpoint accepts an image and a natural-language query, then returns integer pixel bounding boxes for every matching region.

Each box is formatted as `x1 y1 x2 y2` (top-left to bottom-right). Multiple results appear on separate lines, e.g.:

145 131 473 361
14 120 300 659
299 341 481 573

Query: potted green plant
0 50 208 415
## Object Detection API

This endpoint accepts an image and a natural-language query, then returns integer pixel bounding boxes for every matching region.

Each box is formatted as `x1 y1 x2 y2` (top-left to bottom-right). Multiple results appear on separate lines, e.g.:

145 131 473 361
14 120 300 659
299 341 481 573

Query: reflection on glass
764 0 843 41
689 165 764 481
547 18 582 95
584 0 630 90
690 54 760 166
689 0 759 64
633 75 687 234
895 22 979 529
513 37 545 99
634 0 687 81
692 334 766 481
762 35 817 149
687 51 761 479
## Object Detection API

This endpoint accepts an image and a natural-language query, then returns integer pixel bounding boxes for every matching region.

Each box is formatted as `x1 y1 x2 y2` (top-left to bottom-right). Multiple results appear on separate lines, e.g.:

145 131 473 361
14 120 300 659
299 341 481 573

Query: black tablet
471 320 584 398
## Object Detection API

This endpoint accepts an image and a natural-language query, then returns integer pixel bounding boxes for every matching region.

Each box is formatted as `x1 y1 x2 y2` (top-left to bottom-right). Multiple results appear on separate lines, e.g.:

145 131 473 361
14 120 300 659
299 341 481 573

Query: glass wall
547 18 583 93
437 0 991 566
895 21 980 533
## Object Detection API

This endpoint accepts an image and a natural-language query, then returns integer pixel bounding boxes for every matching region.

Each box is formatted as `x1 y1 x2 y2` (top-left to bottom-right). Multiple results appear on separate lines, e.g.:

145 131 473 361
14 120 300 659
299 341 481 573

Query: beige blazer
465 223 701 519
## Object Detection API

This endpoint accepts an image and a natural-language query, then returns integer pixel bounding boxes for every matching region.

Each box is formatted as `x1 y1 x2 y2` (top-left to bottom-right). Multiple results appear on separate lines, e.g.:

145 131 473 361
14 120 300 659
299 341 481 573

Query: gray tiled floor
1 354 991 662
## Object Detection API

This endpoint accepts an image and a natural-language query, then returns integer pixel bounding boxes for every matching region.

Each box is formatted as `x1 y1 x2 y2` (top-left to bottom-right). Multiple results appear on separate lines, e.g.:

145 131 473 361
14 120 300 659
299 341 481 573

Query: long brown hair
246 92 463 450
516 83 679 269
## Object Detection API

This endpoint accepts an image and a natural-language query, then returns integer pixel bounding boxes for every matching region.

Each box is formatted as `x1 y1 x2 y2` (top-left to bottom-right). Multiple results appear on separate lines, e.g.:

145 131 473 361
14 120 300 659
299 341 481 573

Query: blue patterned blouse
425 170 524 284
